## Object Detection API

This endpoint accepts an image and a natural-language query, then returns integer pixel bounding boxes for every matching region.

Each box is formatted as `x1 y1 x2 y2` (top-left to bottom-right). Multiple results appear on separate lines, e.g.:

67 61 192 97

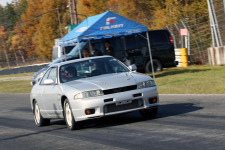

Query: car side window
40 69 51 85
40 68 57 85
48 68 57 83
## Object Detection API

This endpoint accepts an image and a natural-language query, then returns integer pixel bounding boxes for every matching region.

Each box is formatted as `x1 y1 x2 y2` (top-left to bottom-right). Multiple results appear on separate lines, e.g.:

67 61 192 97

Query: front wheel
145 59 162 73
64 99 77 130
139 107 158 119
33 100 50 126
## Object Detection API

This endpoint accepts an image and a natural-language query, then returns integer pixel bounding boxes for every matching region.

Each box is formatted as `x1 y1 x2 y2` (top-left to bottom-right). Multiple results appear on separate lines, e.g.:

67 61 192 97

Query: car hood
61 72 151 91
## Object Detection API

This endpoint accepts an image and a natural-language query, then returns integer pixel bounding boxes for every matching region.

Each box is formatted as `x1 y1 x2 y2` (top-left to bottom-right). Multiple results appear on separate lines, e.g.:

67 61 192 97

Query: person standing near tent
83 48 93 58
91 43 102 56
104 40 114 56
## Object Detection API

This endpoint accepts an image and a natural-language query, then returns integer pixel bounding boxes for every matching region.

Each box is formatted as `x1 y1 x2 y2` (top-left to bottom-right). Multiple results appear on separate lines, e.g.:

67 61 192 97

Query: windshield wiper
116 70 126 73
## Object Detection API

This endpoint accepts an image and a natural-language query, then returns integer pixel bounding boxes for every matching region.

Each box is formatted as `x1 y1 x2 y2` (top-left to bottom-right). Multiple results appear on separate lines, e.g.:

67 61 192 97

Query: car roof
52 55 113 67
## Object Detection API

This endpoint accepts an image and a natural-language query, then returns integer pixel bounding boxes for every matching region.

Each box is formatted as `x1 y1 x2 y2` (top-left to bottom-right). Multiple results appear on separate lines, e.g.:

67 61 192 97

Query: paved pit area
0 93 225 150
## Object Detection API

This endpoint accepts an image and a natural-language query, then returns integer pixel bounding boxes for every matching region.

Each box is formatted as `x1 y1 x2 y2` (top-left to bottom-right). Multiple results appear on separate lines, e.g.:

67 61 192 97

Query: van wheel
145 59 162 73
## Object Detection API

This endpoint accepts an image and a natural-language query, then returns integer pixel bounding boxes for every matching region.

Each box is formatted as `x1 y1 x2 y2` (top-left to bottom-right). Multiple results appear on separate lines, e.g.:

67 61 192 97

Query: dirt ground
0 76 32 82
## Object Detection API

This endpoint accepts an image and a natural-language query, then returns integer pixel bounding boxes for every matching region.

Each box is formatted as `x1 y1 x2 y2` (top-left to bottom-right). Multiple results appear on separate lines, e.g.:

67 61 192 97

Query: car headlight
74 89 103 99
137 80 156 89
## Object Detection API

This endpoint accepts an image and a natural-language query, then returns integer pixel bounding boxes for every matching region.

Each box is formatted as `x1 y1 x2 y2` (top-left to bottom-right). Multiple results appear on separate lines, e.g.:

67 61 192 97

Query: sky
0 0 13 6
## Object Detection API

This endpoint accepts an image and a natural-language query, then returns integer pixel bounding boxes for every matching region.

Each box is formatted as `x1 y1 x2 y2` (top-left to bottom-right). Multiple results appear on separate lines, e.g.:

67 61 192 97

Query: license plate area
104 98 143 114
116 100 132 105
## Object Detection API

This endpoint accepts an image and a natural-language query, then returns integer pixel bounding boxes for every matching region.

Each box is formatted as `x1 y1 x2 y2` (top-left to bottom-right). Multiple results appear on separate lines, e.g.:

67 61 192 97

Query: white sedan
30 56 159 130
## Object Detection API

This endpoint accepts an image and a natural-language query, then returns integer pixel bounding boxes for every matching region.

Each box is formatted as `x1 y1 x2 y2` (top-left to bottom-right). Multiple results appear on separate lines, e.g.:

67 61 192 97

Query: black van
68 29 177 73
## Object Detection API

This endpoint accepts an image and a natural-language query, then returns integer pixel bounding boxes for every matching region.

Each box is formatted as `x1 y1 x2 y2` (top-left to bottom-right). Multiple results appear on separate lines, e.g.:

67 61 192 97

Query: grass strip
0 80 32 93
151 65 225 94
0 65 224 94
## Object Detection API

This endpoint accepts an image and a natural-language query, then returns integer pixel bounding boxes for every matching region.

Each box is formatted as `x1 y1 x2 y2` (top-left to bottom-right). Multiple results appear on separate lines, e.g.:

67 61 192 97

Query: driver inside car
62 66 77 82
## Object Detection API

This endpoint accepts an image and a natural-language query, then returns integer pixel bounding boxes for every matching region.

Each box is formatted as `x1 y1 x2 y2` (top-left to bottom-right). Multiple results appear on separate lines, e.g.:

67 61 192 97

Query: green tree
0 6 6 27
4 3 19 30
16 0 28 17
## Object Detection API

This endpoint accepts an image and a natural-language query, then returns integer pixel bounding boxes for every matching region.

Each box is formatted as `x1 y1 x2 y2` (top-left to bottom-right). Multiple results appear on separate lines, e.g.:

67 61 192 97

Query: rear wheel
64 99 77 130
33 100 50 126
145 59 162 73
139 107 158 118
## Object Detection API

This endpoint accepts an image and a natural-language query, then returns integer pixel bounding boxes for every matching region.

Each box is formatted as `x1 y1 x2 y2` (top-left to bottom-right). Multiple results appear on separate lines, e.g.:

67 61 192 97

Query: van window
110 37 123 52
110 37 126 61
125 35 137 50
63 46 75 55
136 34 148 48
149 31 170 46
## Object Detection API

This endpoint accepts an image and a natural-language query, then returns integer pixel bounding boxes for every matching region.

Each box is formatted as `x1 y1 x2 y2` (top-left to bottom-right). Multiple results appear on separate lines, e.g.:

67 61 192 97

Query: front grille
103 85 137 95
104 99 143 114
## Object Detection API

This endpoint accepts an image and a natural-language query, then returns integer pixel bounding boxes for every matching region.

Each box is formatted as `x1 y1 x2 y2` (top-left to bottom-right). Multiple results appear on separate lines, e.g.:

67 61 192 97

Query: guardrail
0 63 49 75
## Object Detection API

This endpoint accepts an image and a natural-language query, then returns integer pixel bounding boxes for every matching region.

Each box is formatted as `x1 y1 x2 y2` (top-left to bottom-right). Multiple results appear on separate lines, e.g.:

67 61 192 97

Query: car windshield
59 57 130 83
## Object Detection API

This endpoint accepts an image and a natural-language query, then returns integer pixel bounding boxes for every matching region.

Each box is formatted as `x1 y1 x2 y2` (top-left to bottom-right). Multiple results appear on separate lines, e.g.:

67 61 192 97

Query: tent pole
146 32 155 79
57 8 65 62
78 41 81 58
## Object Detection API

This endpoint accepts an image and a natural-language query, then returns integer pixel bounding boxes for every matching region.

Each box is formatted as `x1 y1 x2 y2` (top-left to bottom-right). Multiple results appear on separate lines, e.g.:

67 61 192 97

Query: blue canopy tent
60 11 155 78
60 11 148 44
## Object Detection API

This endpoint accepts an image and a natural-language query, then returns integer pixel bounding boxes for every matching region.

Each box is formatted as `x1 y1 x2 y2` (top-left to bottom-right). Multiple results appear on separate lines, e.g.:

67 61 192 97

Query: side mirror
128 64 137 72
44 79 55 85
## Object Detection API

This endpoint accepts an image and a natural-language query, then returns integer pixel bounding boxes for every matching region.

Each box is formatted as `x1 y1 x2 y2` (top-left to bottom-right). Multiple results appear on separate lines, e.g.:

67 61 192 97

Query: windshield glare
59 57 130 83
49 42 86 66
68 42 86 56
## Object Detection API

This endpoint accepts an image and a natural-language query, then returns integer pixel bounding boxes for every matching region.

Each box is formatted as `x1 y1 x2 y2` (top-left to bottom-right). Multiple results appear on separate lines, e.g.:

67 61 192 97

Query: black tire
145 59 162 73
33 100 50 126
139 107 158 119
63 99 77 130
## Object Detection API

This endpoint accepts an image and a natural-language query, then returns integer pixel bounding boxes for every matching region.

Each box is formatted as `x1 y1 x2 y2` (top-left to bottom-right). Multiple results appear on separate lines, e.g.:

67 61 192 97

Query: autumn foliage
0 0 208 66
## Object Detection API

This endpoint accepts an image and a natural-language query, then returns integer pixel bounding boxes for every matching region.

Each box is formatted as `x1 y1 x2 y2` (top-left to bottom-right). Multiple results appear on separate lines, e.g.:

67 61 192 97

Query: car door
40 67 62 117
35 68 51 111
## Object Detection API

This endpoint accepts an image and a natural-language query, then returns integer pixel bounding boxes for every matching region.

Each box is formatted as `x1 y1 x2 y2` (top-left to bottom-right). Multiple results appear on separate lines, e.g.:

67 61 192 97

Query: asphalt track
0 93 225 150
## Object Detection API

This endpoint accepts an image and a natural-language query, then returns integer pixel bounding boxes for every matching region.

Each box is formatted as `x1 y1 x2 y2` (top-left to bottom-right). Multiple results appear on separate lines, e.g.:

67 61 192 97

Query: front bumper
69 86 159 122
